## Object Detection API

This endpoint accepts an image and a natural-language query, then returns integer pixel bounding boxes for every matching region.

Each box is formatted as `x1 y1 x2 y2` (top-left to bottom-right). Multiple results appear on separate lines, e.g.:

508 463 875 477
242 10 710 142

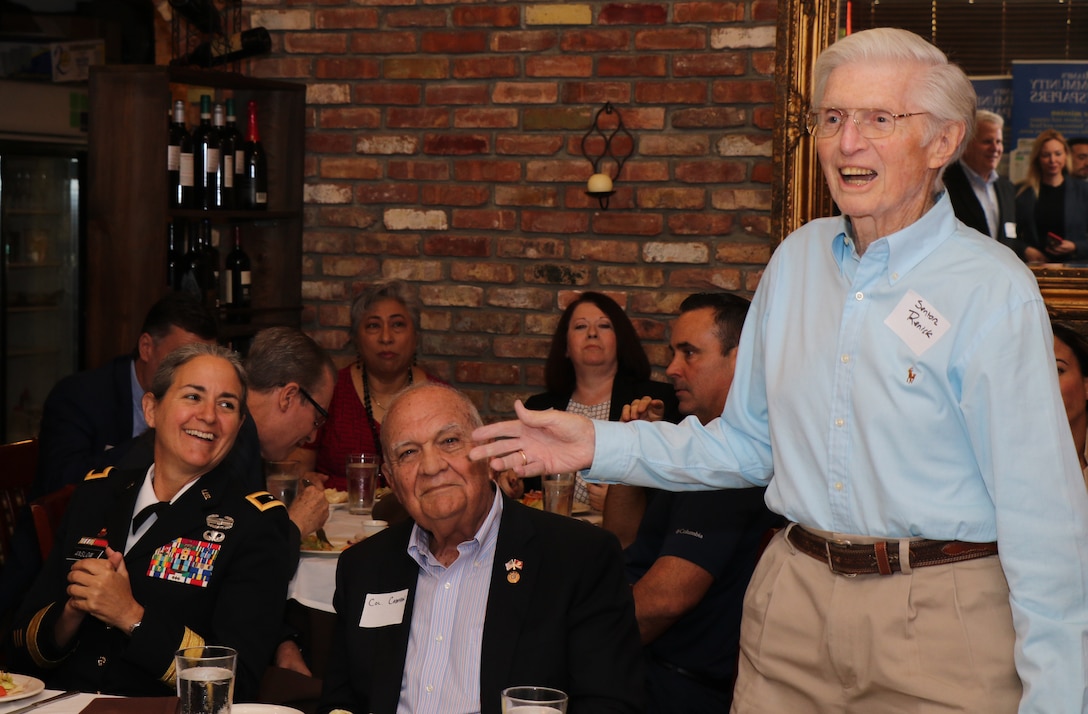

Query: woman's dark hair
543 291 650 393
1053 321 1088 377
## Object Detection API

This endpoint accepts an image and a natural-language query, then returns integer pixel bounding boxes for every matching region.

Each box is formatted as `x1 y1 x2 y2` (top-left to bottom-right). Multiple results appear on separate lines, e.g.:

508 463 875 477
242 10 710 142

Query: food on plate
324 488 348 504
300 534 350 553
520 490 543 510
374 486 392 502
0 671 22 696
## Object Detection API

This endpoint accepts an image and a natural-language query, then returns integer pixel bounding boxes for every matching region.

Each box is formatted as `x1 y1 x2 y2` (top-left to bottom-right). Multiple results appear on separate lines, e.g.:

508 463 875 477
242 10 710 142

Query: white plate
572 501 592 515
0 674 45 702
232 705 304 714
327 501 347 510
300 544 346 557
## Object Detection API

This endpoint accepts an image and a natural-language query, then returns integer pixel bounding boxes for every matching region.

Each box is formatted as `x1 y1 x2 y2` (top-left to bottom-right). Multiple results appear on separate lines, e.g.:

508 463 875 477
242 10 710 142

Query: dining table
288 506 376 614
0 690 114 714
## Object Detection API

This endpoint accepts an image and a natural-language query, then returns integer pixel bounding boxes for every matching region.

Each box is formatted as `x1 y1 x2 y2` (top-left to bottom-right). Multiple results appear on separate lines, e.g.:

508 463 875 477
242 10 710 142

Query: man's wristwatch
127 620 142 636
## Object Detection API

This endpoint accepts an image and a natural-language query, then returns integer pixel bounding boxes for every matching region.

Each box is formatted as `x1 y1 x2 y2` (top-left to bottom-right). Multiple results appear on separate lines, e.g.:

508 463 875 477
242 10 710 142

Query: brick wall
245 0 778 418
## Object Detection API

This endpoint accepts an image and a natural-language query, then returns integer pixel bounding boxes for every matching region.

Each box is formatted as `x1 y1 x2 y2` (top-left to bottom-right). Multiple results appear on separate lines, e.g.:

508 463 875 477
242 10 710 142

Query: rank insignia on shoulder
246 491 286 512
84 467 113 481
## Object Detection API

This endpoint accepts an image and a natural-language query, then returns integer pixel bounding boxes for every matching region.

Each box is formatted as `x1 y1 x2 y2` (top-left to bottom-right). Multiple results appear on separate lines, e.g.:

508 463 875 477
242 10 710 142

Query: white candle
586 173 613 193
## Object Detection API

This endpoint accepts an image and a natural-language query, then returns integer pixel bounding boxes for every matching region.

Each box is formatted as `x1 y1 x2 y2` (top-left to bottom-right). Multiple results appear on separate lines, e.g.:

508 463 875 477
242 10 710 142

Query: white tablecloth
288 508 373 614
0 690 111 714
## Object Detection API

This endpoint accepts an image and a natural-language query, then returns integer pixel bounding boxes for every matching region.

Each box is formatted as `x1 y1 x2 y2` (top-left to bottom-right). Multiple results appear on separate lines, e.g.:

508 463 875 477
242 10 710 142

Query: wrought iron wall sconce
581 102 634 210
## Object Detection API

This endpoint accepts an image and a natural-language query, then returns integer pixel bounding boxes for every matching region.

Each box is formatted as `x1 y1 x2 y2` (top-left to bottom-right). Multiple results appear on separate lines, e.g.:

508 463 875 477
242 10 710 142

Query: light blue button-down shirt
397 488 502 714
591 194 1088 712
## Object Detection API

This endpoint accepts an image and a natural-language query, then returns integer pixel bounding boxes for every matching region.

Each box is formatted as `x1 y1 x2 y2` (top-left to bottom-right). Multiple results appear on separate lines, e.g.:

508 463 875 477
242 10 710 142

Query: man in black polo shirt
622 293 780 713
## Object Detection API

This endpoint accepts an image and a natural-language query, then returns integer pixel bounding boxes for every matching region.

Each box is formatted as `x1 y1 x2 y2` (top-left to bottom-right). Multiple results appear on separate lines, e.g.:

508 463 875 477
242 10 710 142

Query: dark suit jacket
12 464 295 700
33 355 141 499
943 161 1020 256
1015 178 1088 261
524 375 681 424
318 495 645 714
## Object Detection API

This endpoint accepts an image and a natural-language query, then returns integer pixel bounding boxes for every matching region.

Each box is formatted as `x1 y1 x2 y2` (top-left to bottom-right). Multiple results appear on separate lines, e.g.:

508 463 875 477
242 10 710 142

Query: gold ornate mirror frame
771 0 1088 321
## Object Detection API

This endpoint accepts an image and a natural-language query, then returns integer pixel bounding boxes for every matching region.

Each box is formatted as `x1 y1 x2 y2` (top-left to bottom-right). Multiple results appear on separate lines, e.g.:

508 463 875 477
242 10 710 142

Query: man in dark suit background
942 109 1021 258
318 382 644 714
33 292 218 499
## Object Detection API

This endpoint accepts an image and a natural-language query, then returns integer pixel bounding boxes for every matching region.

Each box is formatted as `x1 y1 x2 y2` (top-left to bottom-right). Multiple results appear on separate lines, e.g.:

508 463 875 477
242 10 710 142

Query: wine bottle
192 95 220 211
212 103 233 209
224 99 245 195
224 225 252 322
167 220 184 290
180 221 204 299
168 100 194 209
198 219 220 309
171 28 272 69
169 0 221 35
238 100 268 210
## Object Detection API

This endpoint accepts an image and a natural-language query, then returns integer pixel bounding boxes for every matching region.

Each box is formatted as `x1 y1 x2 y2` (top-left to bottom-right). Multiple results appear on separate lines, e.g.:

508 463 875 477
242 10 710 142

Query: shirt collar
831 191 959 285
407 486 504 569
960 160 997 186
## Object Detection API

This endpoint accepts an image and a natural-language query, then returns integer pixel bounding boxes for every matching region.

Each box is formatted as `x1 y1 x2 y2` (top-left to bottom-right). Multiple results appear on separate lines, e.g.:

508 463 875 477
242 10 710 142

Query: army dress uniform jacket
11 464 296 700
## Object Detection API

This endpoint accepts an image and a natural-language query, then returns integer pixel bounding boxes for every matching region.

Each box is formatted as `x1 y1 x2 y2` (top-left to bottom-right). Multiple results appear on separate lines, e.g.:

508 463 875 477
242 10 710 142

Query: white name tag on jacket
884 290 950 356
359 589 409 628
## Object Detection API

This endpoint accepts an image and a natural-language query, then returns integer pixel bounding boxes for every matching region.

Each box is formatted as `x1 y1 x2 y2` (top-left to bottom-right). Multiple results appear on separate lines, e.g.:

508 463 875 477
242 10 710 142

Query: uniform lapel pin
505 558 523 584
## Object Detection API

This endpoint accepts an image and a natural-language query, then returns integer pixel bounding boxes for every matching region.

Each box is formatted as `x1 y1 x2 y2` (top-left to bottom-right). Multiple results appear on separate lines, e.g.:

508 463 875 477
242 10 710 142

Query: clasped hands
64 547 143 635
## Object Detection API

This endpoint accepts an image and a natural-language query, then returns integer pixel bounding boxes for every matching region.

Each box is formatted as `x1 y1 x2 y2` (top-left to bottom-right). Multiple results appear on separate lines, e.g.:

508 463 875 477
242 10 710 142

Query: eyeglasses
807 108 927 139
298 386 329 430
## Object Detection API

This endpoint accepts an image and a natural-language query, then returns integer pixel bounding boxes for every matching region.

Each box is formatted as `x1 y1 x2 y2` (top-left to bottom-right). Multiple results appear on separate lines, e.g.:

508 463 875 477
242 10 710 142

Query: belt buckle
825 538 857 577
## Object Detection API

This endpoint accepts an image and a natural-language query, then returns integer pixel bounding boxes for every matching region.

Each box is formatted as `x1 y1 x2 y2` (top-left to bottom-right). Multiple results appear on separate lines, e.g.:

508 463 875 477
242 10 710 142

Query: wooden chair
0 438 38 568
30 483 76 560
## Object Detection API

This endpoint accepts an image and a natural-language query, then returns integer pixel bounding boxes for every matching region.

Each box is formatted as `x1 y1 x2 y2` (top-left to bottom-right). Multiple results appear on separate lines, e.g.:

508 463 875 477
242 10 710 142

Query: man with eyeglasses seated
471 27 1088 713
318 383 644 714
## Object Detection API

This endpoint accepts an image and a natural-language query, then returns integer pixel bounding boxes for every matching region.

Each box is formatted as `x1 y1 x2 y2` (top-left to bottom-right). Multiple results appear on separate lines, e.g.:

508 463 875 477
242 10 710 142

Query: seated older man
318 383 643 714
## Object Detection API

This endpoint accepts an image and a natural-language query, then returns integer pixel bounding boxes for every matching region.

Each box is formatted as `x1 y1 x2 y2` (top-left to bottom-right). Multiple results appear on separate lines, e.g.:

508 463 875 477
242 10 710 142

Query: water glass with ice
175 645 237 714
346 453 380 515
542 473 575 517
501 685 568 713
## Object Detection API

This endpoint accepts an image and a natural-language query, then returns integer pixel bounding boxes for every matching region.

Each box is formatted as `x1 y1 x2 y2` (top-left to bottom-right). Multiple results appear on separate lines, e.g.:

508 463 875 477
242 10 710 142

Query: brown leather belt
787 526 998 576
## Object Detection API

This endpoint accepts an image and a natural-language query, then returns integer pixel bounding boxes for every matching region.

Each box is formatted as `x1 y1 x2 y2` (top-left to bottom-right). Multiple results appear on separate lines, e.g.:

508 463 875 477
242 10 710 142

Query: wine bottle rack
86 65 304 366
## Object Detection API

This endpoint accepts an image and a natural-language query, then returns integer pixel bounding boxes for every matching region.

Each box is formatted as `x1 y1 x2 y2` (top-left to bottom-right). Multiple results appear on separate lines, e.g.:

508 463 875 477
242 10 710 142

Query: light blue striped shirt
398 488 502 714
590 193 1088 712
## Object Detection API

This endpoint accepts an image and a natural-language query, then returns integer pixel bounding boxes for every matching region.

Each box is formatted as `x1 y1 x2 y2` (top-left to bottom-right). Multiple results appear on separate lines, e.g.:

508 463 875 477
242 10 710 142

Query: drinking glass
264 460 301 506
176 645 237 714
542 473 575 517
501 686 568 713
346 453 380 515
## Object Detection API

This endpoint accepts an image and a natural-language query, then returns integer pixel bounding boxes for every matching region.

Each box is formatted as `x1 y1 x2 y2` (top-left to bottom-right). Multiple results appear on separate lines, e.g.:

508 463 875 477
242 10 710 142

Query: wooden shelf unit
86 65 305 367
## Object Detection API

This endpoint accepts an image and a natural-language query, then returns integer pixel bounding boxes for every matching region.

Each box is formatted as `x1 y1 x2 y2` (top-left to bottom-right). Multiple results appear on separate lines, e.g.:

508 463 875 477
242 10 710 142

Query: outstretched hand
470 400 596 477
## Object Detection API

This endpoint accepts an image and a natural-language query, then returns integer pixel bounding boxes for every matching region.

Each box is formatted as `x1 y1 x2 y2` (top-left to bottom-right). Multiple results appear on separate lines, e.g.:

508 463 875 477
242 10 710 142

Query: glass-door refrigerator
0 80 88 442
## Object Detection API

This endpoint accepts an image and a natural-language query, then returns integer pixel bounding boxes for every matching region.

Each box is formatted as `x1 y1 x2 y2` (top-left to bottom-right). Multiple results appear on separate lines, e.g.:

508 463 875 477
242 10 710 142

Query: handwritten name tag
884 290 950 356
359 588 409 628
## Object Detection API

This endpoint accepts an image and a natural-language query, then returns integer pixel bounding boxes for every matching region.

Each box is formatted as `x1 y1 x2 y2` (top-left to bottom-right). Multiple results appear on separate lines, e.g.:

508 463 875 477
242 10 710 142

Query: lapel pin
505 558 523 584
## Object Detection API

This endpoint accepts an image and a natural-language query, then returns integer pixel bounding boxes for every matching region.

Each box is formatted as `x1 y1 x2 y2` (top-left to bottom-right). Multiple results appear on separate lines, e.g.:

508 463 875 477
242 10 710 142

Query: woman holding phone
1016 129 1088 264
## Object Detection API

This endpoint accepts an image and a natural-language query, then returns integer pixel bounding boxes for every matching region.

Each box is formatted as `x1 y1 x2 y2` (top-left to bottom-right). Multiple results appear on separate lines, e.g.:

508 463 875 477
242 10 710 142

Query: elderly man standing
472 28 1088 713
942 109 1020 256
318 383 643 714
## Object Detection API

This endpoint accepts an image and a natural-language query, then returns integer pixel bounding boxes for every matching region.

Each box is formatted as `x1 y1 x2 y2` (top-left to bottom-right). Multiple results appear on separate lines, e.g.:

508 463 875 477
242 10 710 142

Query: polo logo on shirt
884 290 951 357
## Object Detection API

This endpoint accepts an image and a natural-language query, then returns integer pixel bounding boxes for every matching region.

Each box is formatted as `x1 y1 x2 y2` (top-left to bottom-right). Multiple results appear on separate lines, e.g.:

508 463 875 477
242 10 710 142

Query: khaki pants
730 528 1021 713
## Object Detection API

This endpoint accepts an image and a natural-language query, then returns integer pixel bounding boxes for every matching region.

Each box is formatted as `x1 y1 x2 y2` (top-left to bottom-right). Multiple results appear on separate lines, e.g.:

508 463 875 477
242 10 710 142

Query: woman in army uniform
12 343 295 700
